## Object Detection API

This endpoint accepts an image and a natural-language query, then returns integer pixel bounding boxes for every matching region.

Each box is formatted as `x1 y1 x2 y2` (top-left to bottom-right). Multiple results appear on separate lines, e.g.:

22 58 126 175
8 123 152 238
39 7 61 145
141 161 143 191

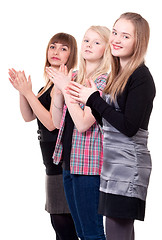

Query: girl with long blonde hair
67 13 156 240
46 25 111 240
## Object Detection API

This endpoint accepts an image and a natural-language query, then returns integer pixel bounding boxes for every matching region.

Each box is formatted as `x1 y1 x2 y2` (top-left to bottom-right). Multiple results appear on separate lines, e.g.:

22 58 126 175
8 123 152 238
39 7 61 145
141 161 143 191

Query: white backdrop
1 0 161 239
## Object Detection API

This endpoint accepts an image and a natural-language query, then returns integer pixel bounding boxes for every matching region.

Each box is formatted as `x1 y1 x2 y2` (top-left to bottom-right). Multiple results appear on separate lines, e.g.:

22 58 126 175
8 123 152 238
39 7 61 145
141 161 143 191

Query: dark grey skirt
45 174 70 214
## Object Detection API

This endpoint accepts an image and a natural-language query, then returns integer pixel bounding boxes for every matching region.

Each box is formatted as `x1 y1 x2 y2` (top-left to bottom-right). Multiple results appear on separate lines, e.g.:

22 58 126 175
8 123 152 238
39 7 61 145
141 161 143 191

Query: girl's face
81 29 106 63
109 18 135 66
48 43 70 68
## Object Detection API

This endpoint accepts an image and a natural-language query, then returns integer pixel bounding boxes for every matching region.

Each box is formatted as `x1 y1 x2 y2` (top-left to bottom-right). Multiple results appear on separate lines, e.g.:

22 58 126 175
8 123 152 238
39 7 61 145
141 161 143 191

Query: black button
38 136 41 140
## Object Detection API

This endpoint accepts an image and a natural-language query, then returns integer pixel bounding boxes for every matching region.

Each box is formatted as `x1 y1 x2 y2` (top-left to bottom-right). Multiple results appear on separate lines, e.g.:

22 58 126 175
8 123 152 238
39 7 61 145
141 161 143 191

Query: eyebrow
113 28 132 36
83 36 101 41
51 43 69 47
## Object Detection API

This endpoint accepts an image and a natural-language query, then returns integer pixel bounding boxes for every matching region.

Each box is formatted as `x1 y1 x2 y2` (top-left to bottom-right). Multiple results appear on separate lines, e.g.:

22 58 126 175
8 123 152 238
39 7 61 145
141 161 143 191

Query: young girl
67 13 156 240
46 26 111 240
8 33 78 240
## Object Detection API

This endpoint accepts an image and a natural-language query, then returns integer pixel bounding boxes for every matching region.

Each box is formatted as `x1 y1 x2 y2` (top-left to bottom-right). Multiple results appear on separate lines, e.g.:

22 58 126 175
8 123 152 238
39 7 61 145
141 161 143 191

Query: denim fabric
63 170 106 240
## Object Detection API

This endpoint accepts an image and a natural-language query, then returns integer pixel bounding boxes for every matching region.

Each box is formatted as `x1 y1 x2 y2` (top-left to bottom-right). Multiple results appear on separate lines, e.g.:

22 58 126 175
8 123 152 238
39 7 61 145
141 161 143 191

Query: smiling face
109 18 135 67
81 29 106 63
47 43 71 68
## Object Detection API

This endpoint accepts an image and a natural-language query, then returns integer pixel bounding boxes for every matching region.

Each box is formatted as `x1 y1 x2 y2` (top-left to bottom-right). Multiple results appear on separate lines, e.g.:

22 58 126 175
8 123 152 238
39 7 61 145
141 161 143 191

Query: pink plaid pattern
53 73 108 175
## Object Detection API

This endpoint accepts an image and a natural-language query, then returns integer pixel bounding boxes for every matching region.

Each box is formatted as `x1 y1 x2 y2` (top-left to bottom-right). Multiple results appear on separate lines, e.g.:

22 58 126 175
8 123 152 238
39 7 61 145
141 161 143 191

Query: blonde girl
67 13 156 240
46 26 111 240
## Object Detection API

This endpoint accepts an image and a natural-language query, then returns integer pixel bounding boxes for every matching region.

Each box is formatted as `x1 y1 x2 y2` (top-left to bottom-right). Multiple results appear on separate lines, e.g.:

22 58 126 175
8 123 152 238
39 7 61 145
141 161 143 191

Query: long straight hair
104 12 150 101
77 26 111 85
38 32 77 97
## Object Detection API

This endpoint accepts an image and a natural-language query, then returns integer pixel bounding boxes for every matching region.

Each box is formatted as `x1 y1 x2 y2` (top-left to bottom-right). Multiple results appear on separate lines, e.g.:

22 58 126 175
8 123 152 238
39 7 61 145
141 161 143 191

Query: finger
59 64 64 73
69 97 80 104
8 69 16 80
46 68 55 80
85 78 91 87
64 65 68 76
28 75 31 82
68 68 73 79
8 71 15 81
9 77 14 84
66 88 80 98
17 71 25 82
21 71 28 82
9 68 17 75
11 68 17 74
69 95 81 103
68 81 82 90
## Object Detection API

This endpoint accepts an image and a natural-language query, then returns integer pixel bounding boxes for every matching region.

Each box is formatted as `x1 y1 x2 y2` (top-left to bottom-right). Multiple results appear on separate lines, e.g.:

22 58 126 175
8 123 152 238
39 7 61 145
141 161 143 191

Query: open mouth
112 44 122 50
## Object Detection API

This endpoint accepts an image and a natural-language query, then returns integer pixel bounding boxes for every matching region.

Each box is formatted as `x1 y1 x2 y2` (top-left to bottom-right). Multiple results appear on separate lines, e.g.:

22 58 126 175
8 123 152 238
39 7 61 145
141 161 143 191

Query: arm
19 93 36 122
67 67 156 137
50 86 64 129
9 69 55 131
9 68 36 122
23 88 56 131
67 79 103 127
86 73 155 137
64 75 107 132
46 66 99 133
64 92 95 133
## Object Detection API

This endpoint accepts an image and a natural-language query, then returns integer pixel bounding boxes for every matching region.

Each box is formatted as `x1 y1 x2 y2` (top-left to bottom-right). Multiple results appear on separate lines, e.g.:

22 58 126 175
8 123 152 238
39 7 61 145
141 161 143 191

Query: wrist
24 90 34 99
53 102 63 110
86 91 100 106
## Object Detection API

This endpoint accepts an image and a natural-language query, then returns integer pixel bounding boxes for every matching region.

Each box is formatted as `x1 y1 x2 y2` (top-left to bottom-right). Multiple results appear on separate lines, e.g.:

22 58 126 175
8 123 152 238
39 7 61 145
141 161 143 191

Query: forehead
50 42 69 48
84 29 103 40
113 18 135 36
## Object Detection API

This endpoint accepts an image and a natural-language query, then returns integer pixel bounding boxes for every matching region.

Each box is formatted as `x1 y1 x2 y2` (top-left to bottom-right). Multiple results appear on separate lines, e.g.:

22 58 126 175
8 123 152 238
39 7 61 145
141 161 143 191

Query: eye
95 42 100 45
84 39 89 43
112 31 117 35
61 47 68 51
49 44 55 49
123 35 129 39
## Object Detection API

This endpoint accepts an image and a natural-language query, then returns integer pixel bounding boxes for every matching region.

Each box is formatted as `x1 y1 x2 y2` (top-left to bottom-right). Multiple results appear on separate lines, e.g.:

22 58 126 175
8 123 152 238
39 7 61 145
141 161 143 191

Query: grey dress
37 85 70 214
86 64 156 220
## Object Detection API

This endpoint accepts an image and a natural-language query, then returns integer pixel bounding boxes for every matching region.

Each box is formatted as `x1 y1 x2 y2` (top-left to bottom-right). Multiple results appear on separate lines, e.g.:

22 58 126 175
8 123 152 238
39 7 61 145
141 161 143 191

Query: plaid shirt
53 73 108 175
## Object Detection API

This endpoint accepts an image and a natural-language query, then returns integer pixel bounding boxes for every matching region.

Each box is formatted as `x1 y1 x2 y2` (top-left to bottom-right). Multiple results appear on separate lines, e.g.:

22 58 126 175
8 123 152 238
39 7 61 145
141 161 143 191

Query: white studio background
0 0 161 239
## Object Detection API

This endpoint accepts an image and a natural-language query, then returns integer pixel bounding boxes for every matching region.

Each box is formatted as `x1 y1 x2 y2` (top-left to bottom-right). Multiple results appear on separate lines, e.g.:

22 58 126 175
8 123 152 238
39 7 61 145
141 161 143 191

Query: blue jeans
63 170 105 240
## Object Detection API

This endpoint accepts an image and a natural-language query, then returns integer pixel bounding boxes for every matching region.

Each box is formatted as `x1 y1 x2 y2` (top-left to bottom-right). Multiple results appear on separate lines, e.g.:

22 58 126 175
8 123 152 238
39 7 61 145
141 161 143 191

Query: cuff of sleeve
86 91 100 107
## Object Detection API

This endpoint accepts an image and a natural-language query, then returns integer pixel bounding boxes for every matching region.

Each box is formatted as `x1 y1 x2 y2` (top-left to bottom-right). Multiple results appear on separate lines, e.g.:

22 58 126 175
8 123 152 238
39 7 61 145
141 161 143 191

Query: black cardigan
86 64 156 137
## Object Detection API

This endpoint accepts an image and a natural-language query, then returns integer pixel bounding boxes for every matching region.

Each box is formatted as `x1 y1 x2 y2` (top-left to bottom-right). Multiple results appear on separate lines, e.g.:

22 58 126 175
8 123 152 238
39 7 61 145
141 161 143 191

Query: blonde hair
38 32 77 97
77 25 111 85
104 12 150 100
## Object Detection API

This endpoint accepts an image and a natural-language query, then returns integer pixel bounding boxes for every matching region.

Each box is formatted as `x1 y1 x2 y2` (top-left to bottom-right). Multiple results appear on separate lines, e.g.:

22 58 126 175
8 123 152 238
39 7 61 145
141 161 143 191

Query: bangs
50 33 71 48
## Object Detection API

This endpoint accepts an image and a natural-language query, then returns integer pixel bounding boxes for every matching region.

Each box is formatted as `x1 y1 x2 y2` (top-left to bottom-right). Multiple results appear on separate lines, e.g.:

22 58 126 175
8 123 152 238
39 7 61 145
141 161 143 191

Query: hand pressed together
66 79 98 105
9 68 32 97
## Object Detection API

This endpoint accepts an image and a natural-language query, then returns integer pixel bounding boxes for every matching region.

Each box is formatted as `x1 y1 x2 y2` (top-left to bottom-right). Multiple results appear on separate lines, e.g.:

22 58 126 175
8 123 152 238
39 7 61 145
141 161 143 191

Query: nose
114 34 121 43
53 47 59 55
86 41 92 48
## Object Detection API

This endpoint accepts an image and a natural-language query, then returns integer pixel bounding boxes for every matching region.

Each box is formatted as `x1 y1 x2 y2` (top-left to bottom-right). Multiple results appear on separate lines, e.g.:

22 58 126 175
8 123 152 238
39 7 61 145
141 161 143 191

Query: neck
51 64 60 71
85 60 100 78
119 57 130 70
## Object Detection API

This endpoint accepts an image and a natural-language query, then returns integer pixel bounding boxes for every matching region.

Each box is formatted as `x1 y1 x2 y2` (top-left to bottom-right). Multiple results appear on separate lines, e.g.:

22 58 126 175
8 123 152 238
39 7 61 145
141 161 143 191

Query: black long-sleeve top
86 64 156 137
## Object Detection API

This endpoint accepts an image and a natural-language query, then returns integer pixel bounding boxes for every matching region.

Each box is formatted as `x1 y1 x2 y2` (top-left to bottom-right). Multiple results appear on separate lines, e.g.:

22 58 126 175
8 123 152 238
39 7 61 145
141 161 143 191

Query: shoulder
96 73 108 82
38 87 44 93
95 73 108 91
127 64 156 98
72 70 78 80
130 64 154 83
129 64 155 87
